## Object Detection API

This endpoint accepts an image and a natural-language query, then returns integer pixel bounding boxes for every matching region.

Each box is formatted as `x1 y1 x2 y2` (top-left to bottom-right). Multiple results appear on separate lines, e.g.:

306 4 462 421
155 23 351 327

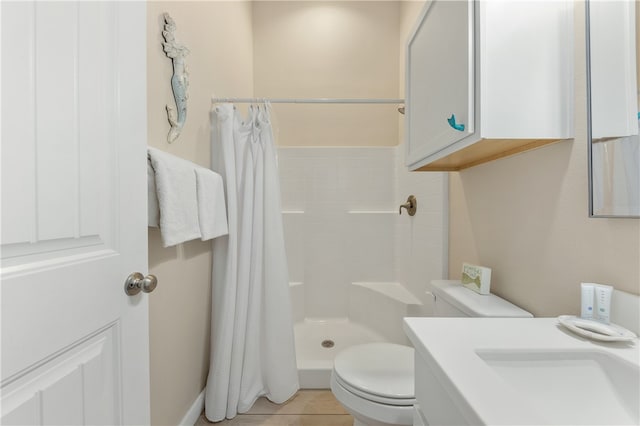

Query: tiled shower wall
278 146 447 319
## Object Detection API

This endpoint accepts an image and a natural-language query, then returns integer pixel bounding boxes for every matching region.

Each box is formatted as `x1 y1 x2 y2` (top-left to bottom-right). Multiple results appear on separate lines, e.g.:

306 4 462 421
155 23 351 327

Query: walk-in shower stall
279 145 447 387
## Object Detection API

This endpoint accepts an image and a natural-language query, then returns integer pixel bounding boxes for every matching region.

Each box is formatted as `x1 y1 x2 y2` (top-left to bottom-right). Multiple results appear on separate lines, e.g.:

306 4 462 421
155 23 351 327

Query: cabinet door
406 0 474 169
589 0 637 140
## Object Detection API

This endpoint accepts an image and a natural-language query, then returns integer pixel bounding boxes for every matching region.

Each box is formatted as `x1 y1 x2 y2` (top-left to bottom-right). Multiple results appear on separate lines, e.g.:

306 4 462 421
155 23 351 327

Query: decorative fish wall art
161 13 189 143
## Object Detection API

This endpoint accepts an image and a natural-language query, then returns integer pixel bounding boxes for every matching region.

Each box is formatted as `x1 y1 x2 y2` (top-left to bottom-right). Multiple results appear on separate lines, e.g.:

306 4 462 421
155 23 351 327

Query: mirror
587 0 640 217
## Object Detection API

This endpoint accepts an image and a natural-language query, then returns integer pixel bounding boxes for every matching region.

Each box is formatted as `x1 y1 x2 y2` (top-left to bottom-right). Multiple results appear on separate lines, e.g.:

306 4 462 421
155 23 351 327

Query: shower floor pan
294 317 386 389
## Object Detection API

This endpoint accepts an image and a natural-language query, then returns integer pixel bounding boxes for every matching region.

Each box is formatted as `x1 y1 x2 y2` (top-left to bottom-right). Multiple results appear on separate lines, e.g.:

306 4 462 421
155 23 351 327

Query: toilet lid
333 343 415 405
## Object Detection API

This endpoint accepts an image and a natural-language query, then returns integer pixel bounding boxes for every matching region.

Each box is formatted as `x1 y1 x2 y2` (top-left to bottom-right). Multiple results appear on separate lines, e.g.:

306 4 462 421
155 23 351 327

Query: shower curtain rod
211 97 405 104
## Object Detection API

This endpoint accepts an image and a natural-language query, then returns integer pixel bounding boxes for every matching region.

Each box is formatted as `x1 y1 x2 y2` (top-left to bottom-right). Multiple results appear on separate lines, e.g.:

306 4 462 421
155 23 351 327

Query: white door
1 2 150 425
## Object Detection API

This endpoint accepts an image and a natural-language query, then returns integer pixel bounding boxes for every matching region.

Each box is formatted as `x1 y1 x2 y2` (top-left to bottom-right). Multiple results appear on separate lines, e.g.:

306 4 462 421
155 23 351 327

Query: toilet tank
431 280 533 318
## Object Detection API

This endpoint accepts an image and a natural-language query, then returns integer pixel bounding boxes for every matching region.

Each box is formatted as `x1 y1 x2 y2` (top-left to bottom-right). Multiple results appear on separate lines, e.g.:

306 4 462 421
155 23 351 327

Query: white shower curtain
205 103 299 421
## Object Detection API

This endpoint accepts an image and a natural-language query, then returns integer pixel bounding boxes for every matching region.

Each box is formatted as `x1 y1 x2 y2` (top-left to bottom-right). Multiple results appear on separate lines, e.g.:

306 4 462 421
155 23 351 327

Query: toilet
330 280 533 426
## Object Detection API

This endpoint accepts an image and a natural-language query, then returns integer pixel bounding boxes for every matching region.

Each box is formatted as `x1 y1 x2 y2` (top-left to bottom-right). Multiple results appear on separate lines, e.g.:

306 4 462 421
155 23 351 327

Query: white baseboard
180 389 205 426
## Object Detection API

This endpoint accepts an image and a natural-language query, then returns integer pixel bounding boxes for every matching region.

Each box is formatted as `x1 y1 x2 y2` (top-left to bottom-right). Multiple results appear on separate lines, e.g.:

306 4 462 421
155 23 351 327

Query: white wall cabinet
406 0 574 171
589 0 638 140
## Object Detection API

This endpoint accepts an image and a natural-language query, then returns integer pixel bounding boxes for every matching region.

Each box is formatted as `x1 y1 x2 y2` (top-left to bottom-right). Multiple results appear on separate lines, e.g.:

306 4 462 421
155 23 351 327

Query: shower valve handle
399 195 417 216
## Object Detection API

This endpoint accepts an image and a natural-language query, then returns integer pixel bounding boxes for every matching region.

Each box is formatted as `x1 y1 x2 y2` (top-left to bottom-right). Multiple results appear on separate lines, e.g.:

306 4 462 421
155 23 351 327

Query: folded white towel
147 160 160 228
195 168 229 241
147 147 201 247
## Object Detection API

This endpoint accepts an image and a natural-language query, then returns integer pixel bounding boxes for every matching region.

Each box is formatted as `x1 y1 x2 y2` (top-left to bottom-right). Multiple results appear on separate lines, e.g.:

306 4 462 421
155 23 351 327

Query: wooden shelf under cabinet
414 138 566 172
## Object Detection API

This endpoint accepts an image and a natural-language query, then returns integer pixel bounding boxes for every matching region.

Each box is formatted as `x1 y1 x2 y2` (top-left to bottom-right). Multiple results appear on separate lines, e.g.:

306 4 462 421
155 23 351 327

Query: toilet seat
331 373 414 426
333 373 415 406
332 342 415 406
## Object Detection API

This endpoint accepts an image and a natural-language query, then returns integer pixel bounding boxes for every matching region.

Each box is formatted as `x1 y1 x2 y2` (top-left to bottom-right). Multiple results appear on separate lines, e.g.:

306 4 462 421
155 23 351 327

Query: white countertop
403 317 640 425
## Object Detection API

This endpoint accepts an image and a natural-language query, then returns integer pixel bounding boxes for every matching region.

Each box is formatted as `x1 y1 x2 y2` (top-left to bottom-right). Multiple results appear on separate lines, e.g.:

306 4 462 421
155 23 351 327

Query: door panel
1 2 149 424
2 2 115 262
2 326 119 426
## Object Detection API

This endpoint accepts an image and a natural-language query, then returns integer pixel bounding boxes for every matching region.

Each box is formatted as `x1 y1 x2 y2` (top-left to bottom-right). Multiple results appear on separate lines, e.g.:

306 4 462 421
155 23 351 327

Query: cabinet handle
447 114 465 131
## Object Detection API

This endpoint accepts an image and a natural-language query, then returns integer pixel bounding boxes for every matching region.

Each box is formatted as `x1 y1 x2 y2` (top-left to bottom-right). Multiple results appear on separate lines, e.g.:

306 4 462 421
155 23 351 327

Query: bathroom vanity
404 317 639 425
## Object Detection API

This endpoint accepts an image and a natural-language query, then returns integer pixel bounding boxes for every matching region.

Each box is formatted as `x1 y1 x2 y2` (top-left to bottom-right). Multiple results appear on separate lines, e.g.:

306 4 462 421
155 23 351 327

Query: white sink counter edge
403 317 639 425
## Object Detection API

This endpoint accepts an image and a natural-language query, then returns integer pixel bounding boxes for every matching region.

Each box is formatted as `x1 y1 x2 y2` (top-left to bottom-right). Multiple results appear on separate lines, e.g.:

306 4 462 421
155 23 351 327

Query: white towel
195 168 229 240
147 147 201 247
147 159 160 228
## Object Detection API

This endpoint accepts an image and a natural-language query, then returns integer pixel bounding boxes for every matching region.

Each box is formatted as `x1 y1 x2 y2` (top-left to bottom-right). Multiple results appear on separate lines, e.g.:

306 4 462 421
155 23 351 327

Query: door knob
124 272 158 296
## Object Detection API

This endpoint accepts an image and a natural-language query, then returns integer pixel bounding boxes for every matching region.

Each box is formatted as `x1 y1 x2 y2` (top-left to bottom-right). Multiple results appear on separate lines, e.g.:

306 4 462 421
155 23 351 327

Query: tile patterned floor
195 390 353 425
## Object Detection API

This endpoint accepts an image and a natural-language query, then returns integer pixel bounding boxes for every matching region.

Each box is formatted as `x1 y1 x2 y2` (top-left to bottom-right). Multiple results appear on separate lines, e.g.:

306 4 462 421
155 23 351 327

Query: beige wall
253 1 401 146
146 2 253 425
399 1 423 97
448 3 640 317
